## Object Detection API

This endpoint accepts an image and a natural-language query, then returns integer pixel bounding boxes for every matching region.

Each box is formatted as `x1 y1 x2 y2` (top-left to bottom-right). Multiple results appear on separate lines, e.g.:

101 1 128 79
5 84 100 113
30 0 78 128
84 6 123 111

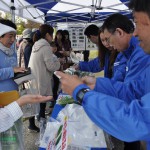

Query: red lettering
61 120 67 150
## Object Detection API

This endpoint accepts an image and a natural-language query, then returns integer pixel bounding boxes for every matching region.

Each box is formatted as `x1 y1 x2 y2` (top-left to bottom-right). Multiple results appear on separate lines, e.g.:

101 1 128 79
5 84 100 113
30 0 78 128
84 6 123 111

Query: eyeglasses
105 33 113 44
104 30 116 44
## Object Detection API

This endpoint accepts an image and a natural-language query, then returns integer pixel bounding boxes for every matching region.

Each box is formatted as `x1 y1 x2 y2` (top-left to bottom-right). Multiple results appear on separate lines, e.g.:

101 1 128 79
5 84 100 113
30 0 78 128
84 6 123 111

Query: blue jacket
112 47 132 81
79 57 102 73
72 37 150 149
94 37 150 103
79 49 129 81
72 64 150 149
79 52 115 78
0 50 18 91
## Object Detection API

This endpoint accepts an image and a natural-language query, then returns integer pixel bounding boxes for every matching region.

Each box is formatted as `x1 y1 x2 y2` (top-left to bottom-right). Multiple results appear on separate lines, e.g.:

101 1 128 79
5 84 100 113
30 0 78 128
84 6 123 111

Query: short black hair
0 19 16 30
128 0 150 18
84 24 99 37
102 13 134 34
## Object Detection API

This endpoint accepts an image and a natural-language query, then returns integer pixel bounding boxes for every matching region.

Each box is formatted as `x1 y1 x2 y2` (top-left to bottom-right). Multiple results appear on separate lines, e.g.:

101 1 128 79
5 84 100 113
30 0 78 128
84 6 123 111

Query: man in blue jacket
86 15 142 150
56 0 150 149
75 24 101 72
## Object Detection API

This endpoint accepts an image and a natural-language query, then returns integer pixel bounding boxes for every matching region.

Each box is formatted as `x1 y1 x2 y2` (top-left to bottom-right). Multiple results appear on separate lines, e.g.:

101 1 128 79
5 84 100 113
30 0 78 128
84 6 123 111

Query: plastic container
0 119 24 150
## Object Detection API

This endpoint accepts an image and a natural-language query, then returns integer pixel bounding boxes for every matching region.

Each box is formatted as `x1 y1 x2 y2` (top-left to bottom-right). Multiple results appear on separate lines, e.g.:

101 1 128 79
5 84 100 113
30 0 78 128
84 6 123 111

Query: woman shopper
28 24 60 121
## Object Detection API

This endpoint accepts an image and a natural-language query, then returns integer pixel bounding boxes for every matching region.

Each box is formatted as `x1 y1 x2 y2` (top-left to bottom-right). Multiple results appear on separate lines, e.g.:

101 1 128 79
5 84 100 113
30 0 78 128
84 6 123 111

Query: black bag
14 67 31 79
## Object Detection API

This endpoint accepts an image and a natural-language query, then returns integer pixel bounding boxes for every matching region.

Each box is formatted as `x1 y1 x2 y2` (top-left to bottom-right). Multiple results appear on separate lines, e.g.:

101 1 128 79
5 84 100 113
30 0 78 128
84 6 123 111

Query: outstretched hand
16 95 53 107
56 71 83 96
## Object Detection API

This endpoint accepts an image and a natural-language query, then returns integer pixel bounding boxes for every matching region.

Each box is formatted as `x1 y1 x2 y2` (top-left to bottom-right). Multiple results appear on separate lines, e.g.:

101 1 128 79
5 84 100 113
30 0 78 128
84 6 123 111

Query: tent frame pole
10 0 15 23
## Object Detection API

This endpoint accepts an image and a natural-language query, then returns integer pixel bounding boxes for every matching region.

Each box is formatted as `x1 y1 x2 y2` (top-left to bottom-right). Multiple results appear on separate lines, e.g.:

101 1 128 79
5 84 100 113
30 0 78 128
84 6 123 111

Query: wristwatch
76 88 90 104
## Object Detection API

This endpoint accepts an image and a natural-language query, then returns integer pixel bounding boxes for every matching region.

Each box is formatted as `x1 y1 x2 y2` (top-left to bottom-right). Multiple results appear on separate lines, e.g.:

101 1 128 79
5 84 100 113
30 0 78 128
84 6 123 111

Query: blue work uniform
93 37 150 103
72 37 150 150
79 51 128 80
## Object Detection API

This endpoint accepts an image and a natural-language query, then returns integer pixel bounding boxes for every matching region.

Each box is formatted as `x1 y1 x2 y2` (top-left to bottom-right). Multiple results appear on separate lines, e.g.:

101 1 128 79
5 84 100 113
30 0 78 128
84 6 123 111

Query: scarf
0 42 14 56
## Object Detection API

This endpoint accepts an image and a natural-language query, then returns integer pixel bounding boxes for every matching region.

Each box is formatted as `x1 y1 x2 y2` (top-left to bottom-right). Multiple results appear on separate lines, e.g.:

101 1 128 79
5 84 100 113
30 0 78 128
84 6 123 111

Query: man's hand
56 71 83 95
82 76 96 90
16 95 53 107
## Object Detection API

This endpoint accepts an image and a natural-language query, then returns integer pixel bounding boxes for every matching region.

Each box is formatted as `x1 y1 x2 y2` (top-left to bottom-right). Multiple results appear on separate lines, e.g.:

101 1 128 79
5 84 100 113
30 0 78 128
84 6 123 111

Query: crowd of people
1 0 150 149
0 19 53 133
0 19 72 129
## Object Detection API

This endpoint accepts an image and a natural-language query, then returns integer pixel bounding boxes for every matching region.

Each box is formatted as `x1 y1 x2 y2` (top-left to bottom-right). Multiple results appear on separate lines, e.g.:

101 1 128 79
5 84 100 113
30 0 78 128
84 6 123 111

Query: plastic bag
35 117 47 146
39 118 47 142
39 121 61 149
19 80 40 119
70 52 83 64
64 68 94 78
39 104 107 150
0 118 24 150
56 93 79 106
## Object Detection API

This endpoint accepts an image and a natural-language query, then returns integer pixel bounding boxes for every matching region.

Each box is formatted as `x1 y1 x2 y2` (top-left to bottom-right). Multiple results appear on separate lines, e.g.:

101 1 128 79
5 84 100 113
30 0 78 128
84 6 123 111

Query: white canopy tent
0 0 44 23
0 0 130 24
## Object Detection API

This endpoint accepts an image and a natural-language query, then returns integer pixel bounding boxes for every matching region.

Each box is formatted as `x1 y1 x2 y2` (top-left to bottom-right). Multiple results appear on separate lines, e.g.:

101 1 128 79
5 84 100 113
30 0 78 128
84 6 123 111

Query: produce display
64 68 94 78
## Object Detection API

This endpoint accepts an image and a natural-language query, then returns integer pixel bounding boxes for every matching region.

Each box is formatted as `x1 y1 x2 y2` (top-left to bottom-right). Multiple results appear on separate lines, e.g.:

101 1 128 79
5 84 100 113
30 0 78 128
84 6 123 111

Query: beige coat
29 39 60 96
18 39 28 67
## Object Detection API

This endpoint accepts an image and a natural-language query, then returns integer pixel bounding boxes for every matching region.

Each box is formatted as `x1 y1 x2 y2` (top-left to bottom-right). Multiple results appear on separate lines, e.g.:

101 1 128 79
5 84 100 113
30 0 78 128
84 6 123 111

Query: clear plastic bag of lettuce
64 68 94 78
56 93 80 106
39 104 107 150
